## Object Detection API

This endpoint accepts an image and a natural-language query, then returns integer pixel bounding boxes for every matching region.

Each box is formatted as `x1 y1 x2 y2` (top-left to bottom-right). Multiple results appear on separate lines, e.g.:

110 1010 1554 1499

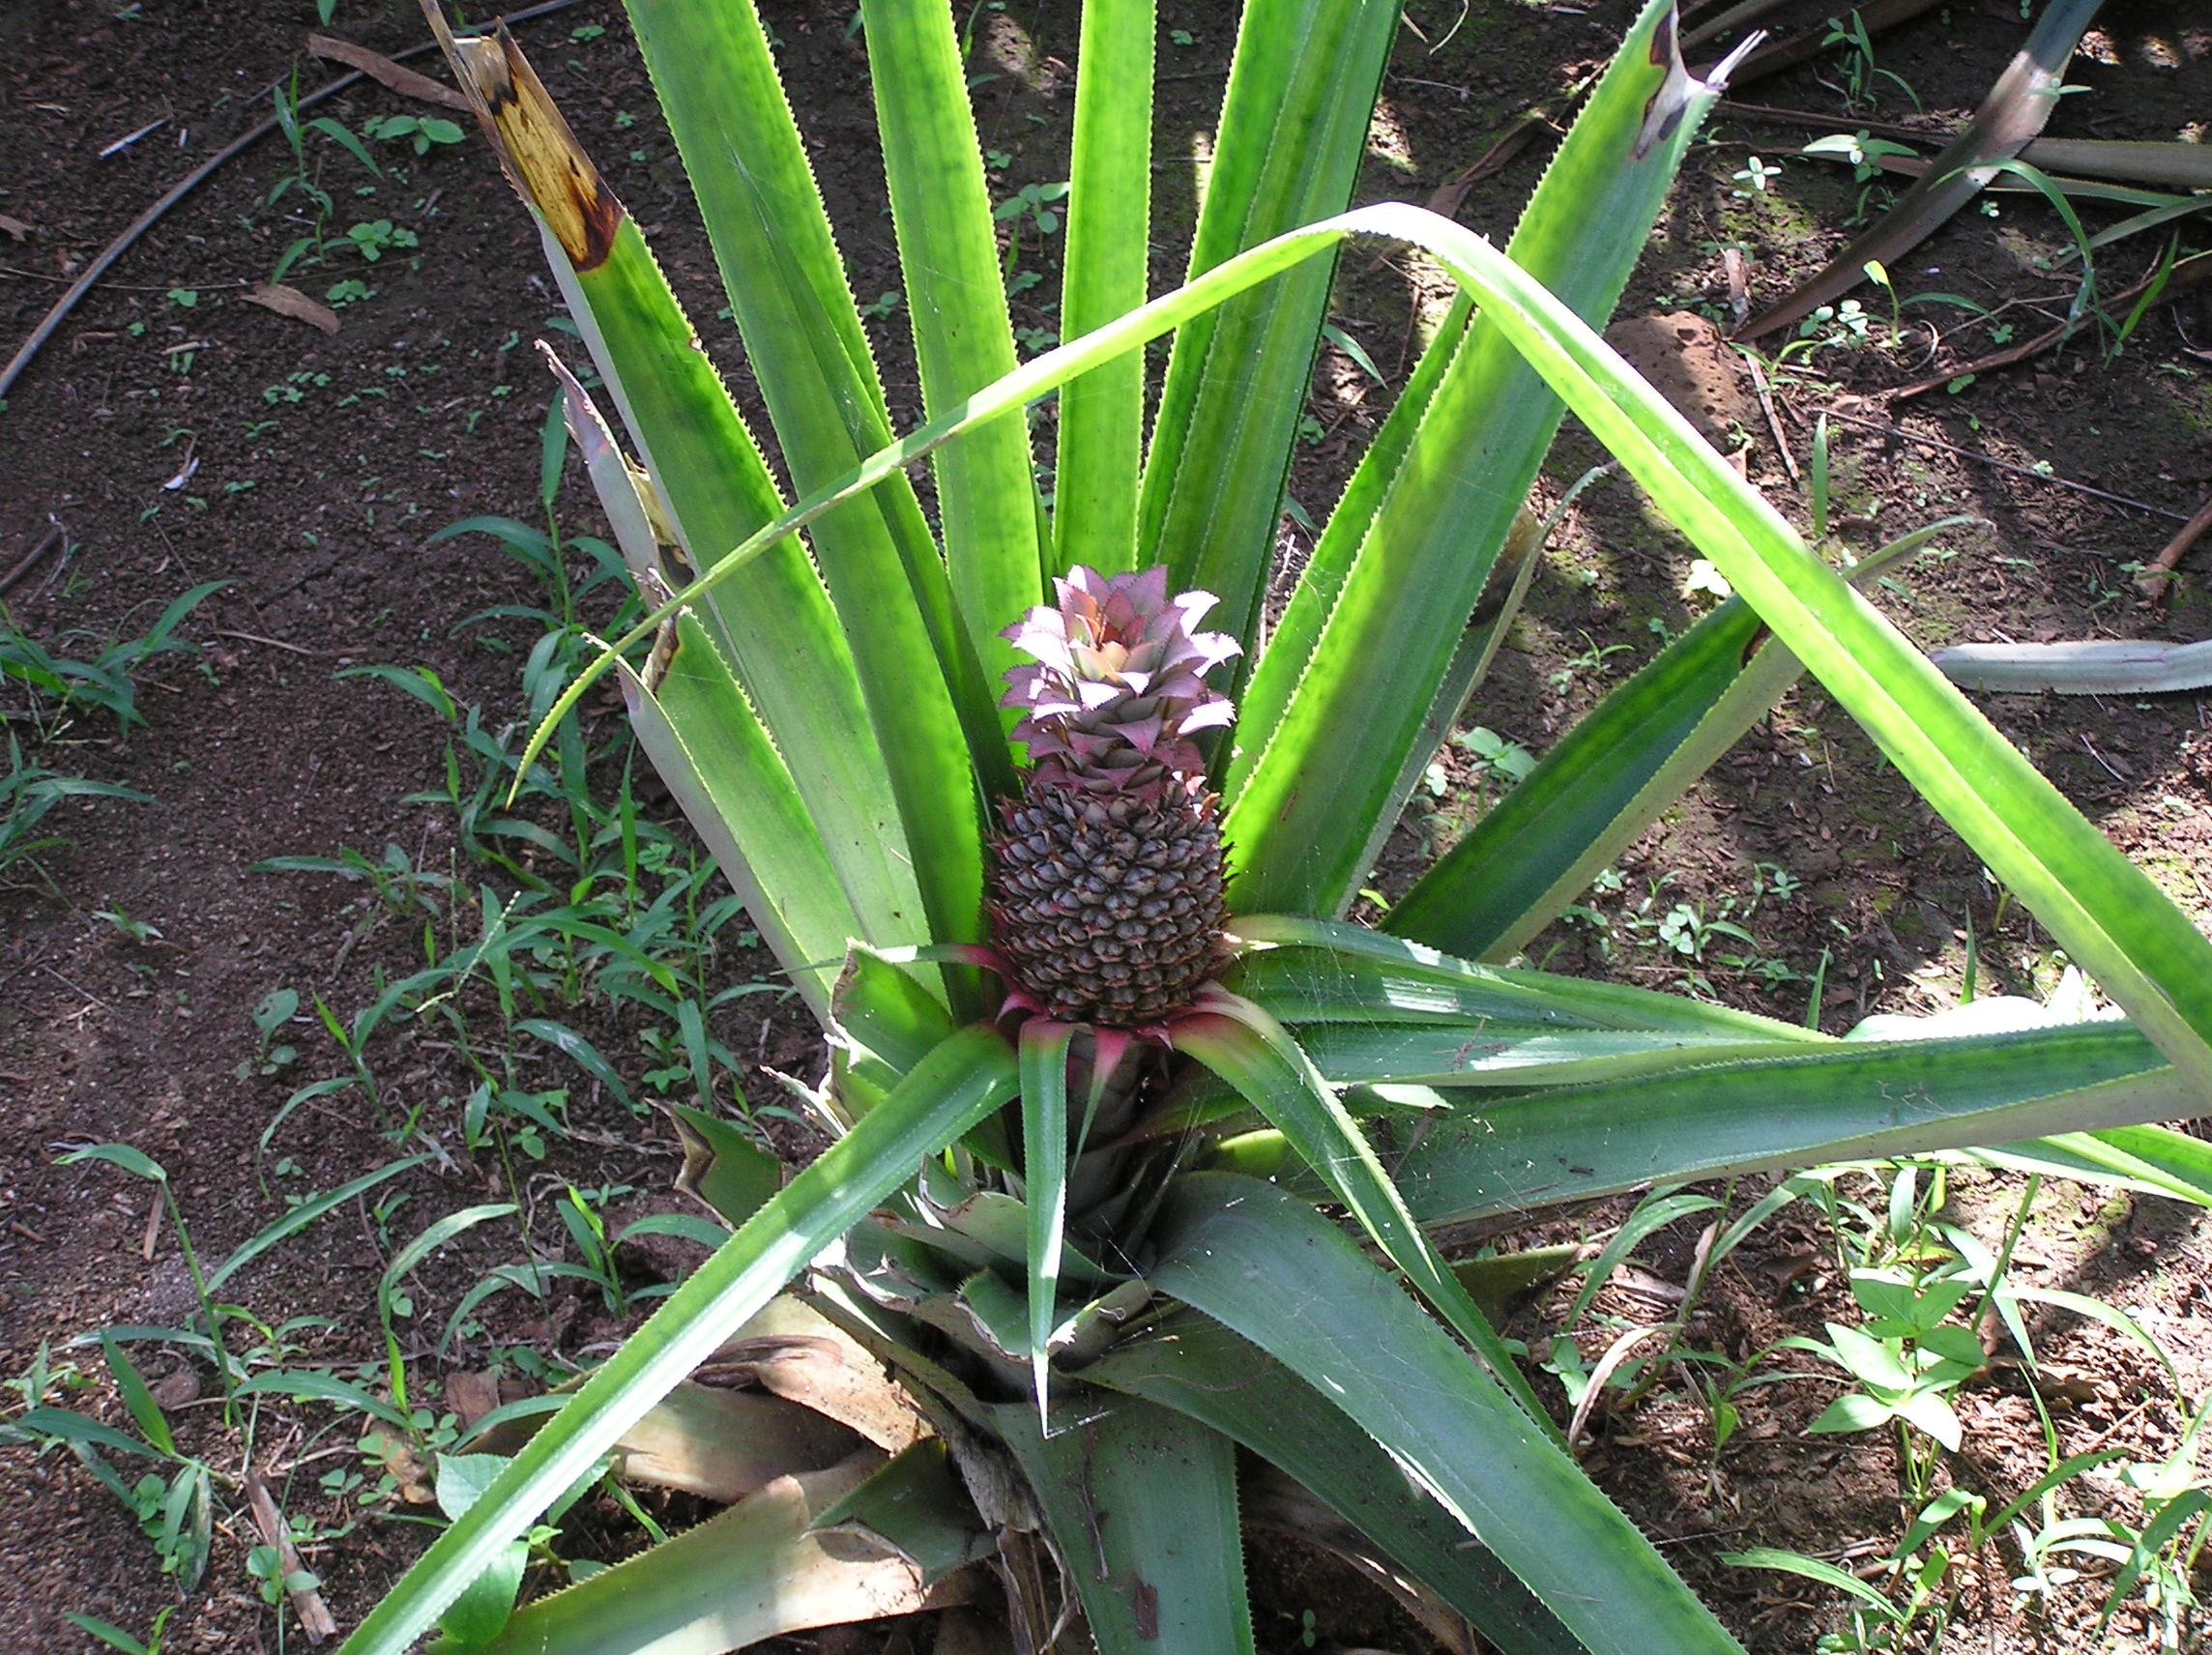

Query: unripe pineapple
985 566 1239 1027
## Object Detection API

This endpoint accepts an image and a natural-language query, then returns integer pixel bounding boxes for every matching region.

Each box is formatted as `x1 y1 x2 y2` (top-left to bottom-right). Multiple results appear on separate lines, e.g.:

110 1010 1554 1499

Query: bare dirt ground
2 1 2208 1651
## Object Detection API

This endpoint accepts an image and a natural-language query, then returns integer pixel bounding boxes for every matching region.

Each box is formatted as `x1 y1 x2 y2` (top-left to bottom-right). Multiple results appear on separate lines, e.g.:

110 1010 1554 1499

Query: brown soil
1 2 2207 1653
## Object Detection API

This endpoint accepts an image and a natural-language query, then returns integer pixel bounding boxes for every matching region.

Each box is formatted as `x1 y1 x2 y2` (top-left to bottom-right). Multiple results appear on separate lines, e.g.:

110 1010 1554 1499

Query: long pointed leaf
1286 1022 1805 1088
1170 992 1556 1436
1391 1022 2190 1226
1150 1173 1742 1655
1342 510 1543 895
1230 915 1823 1043
833 944 959 1078
1967 1124 2212 1207
994 1390 1256 1655
1138 0 1401 655
1929 638 2212 696
620 0 1003 988
509 200 2212 1087
1054 0 1154 576
1387 513 1968 959
1389 595 1768 961
1017 1020 1076 1422
863 0 1044 686
1225 0 1725 915
335 1025 1017 1655
618 633 853 1019
1224 284 1478 798
1087 1309 1580 1655
426 15 925 965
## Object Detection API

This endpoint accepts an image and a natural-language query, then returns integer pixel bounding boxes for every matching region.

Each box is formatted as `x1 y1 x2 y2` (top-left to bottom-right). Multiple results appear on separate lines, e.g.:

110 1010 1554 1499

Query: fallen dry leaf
442 1367 505 1433
1425 117 1543 221
307 33 472 111
360 1423 438 1504
149 1365 200 1410
242 282 341 335
0 213 34 240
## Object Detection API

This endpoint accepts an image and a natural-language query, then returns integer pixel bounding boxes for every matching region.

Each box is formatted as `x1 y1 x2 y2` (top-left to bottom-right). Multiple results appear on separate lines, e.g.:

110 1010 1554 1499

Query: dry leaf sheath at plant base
327 3 2212 1653
984 566 1237 1028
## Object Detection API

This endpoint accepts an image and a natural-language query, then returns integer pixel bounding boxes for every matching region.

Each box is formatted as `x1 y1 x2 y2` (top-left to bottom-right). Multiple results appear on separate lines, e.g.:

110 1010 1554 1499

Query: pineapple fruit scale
984 566 1239 1028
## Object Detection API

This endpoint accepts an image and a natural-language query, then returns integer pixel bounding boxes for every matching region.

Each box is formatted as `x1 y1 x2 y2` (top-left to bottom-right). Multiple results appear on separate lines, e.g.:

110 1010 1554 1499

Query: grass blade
204 1155 427 1295
102 1334 174 1458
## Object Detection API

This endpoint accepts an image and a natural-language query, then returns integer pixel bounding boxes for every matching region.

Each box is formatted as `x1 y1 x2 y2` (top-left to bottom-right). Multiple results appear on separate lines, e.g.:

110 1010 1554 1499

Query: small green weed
0 582 220 882
343 218 420 263
1455 724 1536 789
995 179 1068 287
1547 631 1636 693
236 988 302 1081
0 740 148 885
266 77 382 284
1731 1164 2208 1648
63 1608 174 1655
362 113 466 156
0 580 222 731
253 478 787 1237
1818 9 1921 112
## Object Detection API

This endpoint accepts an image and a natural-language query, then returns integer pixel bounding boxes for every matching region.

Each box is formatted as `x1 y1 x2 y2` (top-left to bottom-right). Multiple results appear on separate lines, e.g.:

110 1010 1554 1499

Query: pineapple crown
1001 565 1239 798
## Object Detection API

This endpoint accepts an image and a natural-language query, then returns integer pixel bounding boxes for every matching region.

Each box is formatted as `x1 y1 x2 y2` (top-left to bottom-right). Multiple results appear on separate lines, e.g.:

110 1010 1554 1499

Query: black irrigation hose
0 0 589 406
0 525 62 597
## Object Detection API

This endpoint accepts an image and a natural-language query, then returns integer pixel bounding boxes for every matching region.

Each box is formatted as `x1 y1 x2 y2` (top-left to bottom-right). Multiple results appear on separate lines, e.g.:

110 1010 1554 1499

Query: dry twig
2138 491 2212 604
1818 409 2193 524
245 1471 340 1643
1891 250 2212 401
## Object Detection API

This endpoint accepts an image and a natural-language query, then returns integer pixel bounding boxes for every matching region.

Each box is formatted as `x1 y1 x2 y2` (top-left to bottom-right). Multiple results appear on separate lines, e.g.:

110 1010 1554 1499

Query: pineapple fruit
985 566 1238 1027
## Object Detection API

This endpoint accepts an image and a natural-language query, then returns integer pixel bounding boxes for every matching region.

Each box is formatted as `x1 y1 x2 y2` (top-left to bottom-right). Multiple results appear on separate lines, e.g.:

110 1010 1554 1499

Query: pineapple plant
984 565 1237 1028
336 3 2212 1653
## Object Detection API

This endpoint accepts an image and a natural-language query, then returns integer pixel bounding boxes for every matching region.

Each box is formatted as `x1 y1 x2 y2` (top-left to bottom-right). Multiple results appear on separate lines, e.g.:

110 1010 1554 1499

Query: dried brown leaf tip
422 6 620 271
